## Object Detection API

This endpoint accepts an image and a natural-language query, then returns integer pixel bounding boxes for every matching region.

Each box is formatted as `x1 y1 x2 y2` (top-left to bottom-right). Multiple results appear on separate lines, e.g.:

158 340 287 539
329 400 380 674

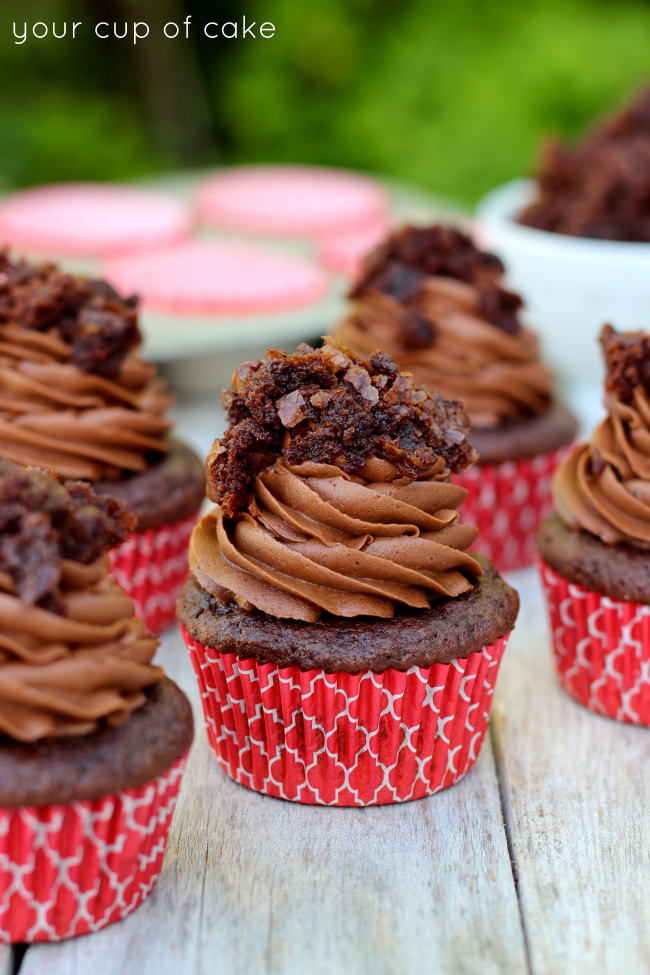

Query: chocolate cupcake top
518 84 650 241
335 225 554 430
0 460 163 742
0 254 173 482
191 339 482 623
554 325 650 549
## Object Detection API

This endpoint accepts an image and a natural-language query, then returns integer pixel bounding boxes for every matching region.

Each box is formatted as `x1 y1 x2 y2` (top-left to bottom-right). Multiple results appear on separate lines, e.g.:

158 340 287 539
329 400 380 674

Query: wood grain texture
21 626 526 975
492 566 650 975
0 947 11 975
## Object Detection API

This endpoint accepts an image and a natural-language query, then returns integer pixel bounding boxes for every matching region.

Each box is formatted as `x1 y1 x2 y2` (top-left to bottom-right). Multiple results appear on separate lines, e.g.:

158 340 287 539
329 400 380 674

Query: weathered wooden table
4 395 649 975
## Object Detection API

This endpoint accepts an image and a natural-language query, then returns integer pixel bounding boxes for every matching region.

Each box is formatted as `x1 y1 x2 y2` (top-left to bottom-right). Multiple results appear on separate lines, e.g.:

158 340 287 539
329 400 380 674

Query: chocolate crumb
207 339 477 518
0 460 134 611
600 323 650 403
349 225 522 334
0 253 141 377
399 310 436 349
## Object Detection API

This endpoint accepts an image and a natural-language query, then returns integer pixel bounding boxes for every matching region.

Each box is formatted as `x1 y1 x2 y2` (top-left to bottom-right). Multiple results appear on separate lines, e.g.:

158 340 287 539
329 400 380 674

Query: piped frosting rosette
554 389 650 549
192 455 480 622
538 325 650 725
0 258 172 480
0 556 161 742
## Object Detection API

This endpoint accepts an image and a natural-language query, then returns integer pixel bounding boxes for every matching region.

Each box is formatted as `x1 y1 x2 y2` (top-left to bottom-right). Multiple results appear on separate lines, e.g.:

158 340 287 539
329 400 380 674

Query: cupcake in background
0 461 193 943
537 324 650 724
334 224 578 571
0 253 205 630
178 339 519 806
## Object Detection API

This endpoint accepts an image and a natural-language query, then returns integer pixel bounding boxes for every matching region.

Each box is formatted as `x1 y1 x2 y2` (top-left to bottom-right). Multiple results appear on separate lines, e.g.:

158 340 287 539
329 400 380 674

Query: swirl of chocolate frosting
0 256 173 481
553 325 650 549
0 461 163 742
336 225 554 429
191 456 481 622
0 557 163 742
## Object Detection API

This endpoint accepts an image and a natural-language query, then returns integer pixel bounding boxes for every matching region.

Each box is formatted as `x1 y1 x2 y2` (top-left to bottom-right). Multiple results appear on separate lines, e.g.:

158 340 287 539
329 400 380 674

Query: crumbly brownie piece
208 339 477 518
96 440 205 532
0 459 132 609
178 557 519 673
600 323 650 404
349 225 523 335
470 402 578 465
518 84 650 242
0 253 140 378
537 512 650 604
0 678 193 807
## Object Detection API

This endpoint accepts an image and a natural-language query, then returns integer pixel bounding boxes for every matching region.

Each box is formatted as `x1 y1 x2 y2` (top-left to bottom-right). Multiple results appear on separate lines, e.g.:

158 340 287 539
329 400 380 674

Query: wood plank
0 946 11 975
22 628 527 975
492 566 650 975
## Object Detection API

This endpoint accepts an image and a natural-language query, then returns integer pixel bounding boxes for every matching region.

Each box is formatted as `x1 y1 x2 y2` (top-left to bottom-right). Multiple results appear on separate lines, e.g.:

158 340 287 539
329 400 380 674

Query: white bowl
475 179 650 389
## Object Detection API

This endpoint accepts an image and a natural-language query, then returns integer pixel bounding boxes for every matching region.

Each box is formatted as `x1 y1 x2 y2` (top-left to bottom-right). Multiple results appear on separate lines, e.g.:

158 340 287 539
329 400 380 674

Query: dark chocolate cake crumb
349 224 523 335
0 459 133 610
600 323 650 403
208 339 477 518
518 84 650 242
0 253 140 378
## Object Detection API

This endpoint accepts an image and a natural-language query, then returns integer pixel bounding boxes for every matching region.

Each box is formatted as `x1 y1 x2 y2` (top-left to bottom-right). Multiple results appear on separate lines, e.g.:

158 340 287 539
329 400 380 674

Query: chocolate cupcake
334 224 578 571
0 254 205 630
537 324 650 724
0 461 193 942
178 339 518 806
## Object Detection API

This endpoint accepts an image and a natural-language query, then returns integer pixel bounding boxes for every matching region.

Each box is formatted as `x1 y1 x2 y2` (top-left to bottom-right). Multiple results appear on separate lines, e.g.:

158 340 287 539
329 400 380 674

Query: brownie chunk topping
349 225 523 335
0 253 140 378
0 459 133 610
601 323 650 403
208 339 477 518
518 84 650 242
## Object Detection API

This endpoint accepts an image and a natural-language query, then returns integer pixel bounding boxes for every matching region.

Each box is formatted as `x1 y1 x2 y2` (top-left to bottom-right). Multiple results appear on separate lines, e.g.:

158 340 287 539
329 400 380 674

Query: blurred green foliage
2 0 649 203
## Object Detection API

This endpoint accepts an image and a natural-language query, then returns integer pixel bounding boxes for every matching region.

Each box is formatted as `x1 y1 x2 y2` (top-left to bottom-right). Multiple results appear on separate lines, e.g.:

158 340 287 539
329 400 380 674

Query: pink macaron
102 240 328 315
0 183 191 260
194 165 388 238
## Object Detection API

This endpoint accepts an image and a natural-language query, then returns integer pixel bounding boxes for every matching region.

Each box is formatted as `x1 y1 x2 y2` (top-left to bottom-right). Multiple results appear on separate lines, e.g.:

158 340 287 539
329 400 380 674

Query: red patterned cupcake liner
0 753 188 944
182 625 510 806
538 557 650 725
456 446 570 573
109 509 200 633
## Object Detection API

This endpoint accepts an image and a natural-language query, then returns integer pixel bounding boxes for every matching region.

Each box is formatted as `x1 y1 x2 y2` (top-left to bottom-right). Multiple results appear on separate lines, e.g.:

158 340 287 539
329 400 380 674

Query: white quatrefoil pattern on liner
539 559 650 725
458 447 569 572
184 629 509 806
109 511 198 632
0 755 187 943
